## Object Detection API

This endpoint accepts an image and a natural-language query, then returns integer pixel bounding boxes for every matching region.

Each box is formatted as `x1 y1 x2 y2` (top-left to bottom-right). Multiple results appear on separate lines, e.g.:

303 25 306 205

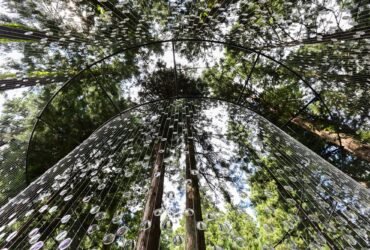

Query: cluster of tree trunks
136 103 206 249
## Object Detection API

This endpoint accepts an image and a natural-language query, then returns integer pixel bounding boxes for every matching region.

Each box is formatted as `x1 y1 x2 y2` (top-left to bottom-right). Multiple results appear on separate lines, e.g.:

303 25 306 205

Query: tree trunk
0 26 49 41
243 93 370 163
185 105 206 250
136 110 172 250
0 76 68 91
291 116 370 162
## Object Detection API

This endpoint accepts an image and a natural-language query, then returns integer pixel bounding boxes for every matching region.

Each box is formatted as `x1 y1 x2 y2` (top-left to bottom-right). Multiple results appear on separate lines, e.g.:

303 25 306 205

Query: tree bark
0 26 49 41
291 116 370 162
185 105 206 250
136 110 172 250
0 76 68 91
243 93 370 163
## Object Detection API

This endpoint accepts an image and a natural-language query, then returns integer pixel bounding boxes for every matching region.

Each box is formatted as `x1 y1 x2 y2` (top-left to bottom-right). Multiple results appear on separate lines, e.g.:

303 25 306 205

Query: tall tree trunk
246 94 370 163
185 105 206 250
135 147 165 250
0 26 50 41
291 116 370 162
0 76 68 91
136 109 172 250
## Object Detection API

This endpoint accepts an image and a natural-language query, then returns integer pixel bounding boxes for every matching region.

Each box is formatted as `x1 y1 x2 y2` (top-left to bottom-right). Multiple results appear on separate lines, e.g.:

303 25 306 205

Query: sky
0 88 25 114
0 0 24 114
0 48 24 114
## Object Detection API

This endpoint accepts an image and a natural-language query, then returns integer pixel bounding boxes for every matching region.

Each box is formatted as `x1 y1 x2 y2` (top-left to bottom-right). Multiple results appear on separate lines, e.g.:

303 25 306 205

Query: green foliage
204 206 259 249
226 121 310 249
27 77 126 181
138 63 208 102
358 130 370 144
0 38 32 43
0 22 33 29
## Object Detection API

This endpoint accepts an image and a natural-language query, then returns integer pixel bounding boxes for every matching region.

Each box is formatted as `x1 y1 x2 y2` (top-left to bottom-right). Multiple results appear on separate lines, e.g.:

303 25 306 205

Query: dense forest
0 0 369 249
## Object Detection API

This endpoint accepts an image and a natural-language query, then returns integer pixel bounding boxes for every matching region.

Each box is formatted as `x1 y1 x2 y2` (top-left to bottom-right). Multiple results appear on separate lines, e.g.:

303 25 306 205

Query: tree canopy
0 0 369 248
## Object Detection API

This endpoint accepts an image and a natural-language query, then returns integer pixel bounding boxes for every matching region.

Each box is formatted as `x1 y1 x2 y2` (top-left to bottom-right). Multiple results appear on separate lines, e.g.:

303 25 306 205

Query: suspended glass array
0 0 369 248
1 0 369 201
0 99 368 249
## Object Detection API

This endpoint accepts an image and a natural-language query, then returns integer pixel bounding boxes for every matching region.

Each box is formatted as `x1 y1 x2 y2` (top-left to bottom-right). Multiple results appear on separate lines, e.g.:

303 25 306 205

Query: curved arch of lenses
1 98 369 249
25 39 344 184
